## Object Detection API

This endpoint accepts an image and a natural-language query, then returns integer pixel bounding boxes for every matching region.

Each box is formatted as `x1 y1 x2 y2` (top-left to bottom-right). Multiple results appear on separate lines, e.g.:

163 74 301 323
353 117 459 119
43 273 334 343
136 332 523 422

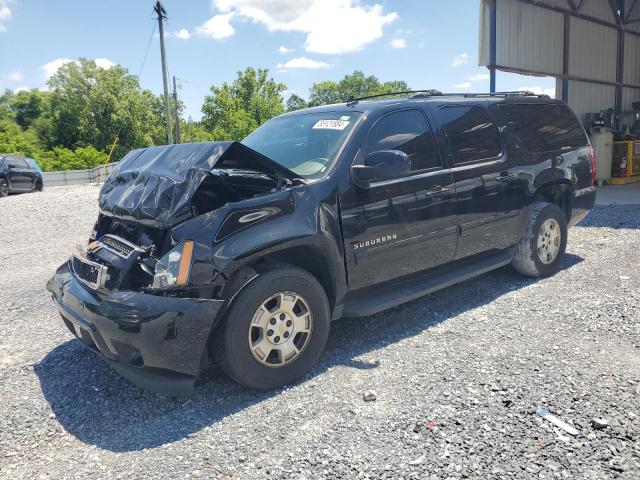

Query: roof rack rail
345 90 547 105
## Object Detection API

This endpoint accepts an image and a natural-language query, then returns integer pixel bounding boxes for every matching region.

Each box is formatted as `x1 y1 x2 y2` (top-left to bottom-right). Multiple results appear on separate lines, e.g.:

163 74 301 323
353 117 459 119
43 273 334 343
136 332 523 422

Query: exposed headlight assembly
152 240 194 289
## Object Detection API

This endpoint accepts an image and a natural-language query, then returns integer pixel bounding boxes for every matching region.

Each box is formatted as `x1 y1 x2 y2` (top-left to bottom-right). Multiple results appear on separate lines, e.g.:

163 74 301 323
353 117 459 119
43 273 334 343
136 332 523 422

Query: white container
589 127 613 182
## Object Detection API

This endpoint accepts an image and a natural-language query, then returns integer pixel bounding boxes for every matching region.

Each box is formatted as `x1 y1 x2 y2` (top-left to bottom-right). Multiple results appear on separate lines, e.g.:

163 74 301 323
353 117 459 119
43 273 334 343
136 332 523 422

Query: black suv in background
0 154 44 197
47 91 597 395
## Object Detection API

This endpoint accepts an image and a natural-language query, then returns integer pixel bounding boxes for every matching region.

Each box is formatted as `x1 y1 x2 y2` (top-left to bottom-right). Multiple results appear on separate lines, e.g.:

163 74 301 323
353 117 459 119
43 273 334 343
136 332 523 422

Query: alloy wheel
537 218 561 264
248 291 313 367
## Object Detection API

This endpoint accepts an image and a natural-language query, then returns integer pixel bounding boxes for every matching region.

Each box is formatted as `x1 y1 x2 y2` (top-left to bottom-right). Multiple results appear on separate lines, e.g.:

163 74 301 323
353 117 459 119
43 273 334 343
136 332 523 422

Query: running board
341 251 512 317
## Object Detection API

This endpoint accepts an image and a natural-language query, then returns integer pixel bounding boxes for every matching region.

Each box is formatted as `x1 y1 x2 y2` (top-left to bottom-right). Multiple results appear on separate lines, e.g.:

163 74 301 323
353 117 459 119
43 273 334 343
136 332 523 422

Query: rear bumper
46 261 224 396
569 186 597 226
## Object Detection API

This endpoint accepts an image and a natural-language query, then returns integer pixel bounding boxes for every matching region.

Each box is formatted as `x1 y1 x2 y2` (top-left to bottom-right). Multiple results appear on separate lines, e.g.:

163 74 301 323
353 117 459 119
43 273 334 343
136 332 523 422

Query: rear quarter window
499 103 588 153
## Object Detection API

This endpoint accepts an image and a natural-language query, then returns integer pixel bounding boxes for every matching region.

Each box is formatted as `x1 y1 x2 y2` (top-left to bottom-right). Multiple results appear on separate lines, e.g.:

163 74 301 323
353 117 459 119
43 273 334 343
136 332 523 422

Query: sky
0 0 556 120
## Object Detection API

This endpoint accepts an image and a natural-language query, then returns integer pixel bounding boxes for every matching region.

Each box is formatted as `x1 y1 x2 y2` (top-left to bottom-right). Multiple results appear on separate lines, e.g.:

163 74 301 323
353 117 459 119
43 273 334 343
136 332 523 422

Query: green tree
0 119 44 158
201 67 286 140
44 59 167 159
308 71 410 106
11 89 50 130
0 90 15 122
286 93 307 112
180 120 216 143
39 145 108 171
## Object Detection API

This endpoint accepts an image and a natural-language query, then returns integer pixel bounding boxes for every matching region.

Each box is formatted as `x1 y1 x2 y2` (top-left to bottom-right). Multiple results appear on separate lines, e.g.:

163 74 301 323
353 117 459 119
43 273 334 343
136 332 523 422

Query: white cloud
4 69 22 82
390 38 406 49
196 12 235 39
518 85 555 97
452 53 469 67
277 56 330 70
0 0 11 33
278 45 293 54
14 85 28 93
42 57 115 80
453 82 472 89
467 73 489 82
42 58 73 79
212 0 398 54
175 28 191 39
94 58 116 69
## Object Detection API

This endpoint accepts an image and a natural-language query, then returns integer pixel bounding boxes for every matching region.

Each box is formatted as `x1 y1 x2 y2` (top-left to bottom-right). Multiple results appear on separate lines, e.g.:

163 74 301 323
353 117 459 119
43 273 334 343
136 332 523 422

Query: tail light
589 145 597 185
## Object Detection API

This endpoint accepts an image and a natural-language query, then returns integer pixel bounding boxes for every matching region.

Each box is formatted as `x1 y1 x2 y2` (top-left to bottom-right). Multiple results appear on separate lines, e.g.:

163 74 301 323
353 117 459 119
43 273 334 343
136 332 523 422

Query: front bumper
47 261 224 396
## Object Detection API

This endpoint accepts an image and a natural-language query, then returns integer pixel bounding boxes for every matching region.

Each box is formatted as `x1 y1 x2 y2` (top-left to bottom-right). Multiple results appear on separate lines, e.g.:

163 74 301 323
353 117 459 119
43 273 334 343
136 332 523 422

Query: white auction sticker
312 119 350 130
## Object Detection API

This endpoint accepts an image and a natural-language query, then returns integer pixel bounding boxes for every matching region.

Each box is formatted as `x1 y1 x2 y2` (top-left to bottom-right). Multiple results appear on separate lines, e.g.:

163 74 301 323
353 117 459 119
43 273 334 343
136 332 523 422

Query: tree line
0 59 409 171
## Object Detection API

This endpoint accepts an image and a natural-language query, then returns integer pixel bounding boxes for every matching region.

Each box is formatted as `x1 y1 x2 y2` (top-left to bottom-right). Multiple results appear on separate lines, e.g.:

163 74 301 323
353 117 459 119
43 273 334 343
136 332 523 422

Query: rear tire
0 179 8 197
512 202 567 278
213 264 330 390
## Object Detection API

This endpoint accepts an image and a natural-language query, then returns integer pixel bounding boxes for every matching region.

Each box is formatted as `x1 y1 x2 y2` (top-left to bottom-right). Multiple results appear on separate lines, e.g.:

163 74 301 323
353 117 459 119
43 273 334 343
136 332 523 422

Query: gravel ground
0 185 639 480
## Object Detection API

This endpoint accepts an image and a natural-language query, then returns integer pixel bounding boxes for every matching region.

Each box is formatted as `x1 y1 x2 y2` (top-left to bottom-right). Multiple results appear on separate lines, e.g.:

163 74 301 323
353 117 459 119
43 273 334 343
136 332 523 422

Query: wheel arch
244 244 338 310
532 179 574 221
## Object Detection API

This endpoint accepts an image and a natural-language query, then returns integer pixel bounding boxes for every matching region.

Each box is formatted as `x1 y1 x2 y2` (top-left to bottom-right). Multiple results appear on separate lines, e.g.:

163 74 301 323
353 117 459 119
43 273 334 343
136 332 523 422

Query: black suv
47 91 597 395
0 154 44 197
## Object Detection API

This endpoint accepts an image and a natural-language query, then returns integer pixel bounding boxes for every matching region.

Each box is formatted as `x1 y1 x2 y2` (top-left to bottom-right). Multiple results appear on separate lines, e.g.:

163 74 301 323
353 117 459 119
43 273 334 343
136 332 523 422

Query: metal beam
609 0 623 25
562 13 570 102
626 0 640 22
615 29 625 130
489 0 497 93
492 63 640 90
566 0 584 11
518 0 640 36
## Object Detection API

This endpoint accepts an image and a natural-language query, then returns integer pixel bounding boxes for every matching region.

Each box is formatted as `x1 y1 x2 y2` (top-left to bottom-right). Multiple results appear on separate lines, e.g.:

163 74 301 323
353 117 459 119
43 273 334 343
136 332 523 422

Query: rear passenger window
440 106 502 163
498 103 588 153
9 157 29 168
361 110 440 172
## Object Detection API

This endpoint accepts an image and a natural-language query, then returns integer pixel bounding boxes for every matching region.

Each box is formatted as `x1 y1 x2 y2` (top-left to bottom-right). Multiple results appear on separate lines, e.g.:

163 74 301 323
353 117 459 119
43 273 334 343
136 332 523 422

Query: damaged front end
47 141 302 395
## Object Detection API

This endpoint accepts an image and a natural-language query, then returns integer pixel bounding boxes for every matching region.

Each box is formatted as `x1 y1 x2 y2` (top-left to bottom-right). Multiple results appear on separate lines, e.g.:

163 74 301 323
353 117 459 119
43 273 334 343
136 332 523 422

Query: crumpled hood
99 141 300 229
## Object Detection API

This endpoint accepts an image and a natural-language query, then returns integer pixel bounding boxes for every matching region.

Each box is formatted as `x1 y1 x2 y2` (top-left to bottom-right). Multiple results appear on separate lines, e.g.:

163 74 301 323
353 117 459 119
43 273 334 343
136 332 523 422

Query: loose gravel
0 185 639 480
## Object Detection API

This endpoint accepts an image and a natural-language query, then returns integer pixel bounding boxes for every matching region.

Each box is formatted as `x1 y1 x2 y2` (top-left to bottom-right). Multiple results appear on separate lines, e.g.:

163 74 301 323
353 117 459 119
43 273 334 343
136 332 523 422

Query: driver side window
361 110 440 172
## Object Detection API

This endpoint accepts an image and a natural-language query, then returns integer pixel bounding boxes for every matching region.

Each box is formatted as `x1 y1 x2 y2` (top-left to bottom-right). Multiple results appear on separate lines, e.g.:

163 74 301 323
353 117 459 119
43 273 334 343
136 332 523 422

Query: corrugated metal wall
566 80 617 120
568 17 617 83
495 0 564 75
624 33 640 85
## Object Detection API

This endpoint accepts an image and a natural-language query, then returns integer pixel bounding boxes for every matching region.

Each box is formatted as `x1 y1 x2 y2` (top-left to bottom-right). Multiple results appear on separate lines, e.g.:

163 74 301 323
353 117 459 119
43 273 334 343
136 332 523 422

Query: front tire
512 202 567 278
213 264 330 390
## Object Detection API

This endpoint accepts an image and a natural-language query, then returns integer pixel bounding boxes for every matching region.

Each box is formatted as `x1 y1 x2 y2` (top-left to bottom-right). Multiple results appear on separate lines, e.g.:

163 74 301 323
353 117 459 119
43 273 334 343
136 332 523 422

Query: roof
279 91 563 118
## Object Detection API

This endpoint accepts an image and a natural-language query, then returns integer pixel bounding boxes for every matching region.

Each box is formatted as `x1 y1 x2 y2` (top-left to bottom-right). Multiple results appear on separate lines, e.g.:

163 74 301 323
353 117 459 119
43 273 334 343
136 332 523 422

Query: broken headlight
152 240 194 289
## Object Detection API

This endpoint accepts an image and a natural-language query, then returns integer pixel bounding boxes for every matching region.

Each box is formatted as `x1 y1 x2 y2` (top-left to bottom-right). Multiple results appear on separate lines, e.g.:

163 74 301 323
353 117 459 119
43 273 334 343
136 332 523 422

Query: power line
105 19 159 163
137 21 157 79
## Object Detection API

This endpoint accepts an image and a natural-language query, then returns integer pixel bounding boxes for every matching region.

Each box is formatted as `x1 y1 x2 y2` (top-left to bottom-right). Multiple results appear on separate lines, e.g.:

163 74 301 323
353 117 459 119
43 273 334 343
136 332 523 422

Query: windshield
242 111 362 179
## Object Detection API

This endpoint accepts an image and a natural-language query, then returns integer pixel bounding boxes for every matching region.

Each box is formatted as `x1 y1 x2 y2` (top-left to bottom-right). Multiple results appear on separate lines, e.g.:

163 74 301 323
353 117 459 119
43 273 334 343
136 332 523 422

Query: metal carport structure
479 0 640 127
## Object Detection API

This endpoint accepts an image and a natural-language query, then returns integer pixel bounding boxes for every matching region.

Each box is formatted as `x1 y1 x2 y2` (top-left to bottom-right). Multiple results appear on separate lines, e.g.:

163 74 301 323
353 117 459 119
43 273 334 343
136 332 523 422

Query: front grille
71 250 109 290
99 235 136 258
72 256 100 284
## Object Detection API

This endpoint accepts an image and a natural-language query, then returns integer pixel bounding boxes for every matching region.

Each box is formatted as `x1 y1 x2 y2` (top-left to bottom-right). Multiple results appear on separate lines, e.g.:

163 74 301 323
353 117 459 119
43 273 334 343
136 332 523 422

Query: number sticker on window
312 119 350 130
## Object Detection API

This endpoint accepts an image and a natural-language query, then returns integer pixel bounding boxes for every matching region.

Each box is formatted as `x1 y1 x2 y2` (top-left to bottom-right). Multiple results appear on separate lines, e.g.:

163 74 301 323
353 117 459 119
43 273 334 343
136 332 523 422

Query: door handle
427 185 451 194
496 172 516 182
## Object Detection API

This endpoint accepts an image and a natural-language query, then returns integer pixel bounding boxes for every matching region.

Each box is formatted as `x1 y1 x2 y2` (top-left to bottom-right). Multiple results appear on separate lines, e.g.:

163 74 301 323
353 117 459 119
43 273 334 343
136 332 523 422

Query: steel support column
615 29 625 130
562 13 570 102
489 0 497 93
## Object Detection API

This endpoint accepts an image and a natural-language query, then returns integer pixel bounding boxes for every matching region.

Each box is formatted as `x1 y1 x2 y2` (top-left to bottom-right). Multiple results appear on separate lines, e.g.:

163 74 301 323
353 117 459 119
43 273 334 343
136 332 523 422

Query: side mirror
352 150 411 186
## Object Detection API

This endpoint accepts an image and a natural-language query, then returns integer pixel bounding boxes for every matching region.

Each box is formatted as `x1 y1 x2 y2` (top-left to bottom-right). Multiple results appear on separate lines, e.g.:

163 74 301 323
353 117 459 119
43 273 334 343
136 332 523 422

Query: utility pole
154 1 173 144
173 76 181 144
